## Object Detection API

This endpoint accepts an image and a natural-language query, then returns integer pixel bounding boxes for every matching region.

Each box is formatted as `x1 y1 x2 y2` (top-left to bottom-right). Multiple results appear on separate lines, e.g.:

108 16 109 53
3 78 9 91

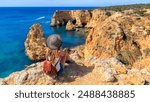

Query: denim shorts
57 63 64 76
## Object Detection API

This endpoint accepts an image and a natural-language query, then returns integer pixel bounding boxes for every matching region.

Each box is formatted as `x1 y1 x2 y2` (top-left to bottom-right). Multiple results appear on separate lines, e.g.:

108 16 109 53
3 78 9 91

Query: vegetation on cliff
100 3 150 11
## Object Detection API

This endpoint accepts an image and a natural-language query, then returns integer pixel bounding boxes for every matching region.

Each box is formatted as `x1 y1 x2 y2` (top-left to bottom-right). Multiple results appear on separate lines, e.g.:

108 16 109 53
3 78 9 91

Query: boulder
90 57 126 82
101 71 116 82
66 20 75 31
118 74 146 85
25 24 47 61
3 62 55 85
14 72 28 85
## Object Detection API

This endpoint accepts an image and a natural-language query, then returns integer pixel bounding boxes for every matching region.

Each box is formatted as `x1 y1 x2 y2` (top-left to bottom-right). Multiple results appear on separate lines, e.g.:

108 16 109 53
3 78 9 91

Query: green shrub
136 17 141 20
109 33 115 39
136 10 146 16
100 4 150 11
143 48 150 56
106 12 111 16
146 30 150 35
125 36 131 42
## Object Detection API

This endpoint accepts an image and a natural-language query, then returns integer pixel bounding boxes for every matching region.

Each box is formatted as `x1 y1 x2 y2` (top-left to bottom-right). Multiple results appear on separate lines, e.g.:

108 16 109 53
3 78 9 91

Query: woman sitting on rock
45 34 70 79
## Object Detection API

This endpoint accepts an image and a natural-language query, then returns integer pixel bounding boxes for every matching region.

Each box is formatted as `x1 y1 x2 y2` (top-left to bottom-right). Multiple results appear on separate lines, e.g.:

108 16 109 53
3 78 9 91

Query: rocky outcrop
66 20 75 31
51 8 150 84
86 9 113 28
1 8 150 85
51 9 150 66
0 63 55 85
69 48 150 85
25 24 47 61
84 10 150 66
1 46 150 85
50 10 92 27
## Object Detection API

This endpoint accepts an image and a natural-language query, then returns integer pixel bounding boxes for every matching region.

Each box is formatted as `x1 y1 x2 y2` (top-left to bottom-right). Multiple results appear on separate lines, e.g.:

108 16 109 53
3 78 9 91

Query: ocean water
0 7 96 78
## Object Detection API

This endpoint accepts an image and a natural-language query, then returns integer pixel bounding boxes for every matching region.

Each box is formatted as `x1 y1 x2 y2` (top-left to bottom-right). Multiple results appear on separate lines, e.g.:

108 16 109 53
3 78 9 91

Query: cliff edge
1 8 150 85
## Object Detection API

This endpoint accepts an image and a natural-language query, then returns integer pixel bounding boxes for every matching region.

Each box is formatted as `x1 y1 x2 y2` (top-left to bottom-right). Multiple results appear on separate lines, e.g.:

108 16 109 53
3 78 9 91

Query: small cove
0 7 96 78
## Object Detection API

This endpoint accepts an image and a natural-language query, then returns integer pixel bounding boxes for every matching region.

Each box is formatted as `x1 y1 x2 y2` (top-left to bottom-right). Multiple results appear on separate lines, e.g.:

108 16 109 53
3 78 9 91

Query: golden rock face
66 20 75 31
84 9 150 66
50 10 92 27
1 9 150 85
24 24 47 61
50 9 150 67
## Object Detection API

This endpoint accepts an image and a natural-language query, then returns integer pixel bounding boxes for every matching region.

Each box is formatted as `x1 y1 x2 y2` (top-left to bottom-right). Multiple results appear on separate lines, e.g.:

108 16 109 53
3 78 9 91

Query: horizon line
0 3 149 8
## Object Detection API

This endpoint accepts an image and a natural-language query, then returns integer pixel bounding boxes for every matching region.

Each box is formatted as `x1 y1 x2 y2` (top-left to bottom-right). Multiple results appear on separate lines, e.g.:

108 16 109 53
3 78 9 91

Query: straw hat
46 34 62 50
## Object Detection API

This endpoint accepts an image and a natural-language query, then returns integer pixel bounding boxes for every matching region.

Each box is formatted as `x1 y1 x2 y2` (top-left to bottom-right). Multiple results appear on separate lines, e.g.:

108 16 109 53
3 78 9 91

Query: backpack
43 50 61 76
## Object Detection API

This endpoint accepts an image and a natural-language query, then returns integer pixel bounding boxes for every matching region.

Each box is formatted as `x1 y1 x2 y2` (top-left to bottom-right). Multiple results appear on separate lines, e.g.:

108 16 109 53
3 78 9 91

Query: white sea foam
45 21 50 23
36 16 45 20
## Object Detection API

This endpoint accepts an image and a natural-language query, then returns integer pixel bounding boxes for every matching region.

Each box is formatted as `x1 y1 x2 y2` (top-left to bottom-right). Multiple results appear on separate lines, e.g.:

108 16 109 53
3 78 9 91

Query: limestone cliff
51 9 150 66
25 24 47 61
1 47 150 85
50 10 92 27
1 8 150 85
86 9 113 28
84 9 150 66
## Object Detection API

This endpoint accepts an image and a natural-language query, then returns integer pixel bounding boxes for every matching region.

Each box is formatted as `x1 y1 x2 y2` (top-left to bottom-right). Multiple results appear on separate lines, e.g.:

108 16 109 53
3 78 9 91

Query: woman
46 34 70 79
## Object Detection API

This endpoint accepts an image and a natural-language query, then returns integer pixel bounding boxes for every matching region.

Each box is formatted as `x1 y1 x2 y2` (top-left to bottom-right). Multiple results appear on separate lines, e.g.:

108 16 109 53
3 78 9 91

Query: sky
0 0 150 7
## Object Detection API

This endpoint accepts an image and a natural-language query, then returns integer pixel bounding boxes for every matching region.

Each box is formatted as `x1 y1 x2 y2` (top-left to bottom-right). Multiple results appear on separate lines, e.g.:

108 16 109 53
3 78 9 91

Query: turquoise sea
0 7 96 78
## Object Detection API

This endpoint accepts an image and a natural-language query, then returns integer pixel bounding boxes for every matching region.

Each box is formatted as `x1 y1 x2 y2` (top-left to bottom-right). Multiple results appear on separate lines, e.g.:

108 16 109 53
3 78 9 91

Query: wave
45 21 50 23
36 16 45 20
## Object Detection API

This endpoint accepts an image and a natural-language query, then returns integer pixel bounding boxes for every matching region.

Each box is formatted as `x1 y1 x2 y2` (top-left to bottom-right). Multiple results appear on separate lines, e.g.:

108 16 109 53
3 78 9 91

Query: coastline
1 6 150 85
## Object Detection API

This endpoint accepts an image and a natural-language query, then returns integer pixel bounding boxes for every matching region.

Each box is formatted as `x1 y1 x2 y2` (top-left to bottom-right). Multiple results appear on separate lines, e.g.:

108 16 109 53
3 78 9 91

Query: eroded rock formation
84 9 150 66
1 8 150 85
50 10 92 27
66 20 75 31
1 47 150 85
25 24 47 61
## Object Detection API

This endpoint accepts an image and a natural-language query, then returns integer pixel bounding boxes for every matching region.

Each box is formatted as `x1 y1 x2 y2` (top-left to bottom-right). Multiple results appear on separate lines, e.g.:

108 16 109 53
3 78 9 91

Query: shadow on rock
59 61 94 83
